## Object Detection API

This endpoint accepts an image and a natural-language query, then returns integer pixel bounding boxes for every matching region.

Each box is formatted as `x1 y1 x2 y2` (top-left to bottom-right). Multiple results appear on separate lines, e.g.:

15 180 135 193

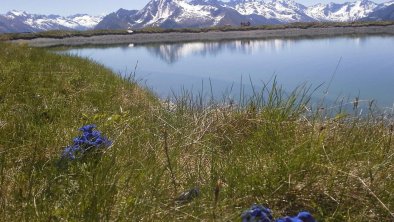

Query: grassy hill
1 42 394 221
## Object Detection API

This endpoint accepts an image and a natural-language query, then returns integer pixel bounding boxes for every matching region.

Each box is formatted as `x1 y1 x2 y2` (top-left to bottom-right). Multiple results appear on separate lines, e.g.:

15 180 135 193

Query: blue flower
241 205 316 222
241 205 274 222
275 217 303 222
61 124 111 160
295 212 316 222
79 124 96 133
275 211 316 222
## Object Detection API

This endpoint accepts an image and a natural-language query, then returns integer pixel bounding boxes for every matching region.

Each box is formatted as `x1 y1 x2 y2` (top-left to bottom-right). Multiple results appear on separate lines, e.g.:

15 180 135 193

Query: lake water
63 35 394 107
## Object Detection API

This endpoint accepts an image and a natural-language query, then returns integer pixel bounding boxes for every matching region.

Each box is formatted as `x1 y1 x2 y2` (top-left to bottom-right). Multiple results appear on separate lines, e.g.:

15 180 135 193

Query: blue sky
1 0 147 15
1 0 389 16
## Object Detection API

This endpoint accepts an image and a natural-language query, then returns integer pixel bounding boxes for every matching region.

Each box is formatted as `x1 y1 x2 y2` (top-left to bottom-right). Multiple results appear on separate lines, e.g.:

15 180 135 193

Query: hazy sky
1 0 390 16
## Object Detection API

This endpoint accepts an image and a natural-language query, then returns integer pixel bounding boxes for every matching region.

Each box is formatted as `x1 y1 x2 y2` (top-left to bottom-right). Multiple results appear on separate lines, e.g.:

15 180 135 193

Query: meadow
1 42 394 221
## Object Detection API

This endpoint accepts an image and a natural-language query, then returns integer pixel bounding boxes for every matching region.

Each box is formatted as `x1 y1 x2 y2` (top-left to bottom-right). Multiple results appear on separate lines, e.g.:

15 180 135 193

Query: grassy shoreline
1 21 393 42
1 42 394 221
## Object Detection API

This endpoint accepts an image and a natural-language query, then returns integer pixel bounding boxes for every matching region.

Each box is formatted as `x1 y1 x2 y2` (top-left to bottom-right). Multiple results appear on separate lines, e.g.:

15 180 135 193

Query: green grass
0 29 130 41
1 21 394 41
1 42 394 221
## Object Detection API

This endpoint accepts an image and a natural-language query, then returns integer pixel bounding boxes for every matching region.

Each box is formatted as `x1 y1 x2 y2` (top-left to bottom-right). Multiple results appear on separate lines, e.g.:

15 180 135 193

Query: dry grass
1 43 394 221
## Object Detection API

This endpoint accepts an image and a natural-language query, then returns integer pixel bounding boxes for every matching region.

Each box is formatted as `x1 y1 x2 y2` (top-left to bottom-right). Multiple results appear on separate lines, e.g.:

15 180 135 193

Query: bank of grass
1 21 394 41
1 42 394 221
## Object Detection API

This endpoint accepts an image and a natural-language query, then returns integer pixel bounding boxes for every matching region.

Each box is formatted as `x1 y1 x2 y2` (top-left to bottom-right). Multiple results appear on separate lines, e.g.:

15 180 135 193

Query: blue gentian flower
79 124 96 133
275 217 303 222
296 212 316 222
61 124 111 160
241 205 316 222
241 205 274 222
274 211 316 222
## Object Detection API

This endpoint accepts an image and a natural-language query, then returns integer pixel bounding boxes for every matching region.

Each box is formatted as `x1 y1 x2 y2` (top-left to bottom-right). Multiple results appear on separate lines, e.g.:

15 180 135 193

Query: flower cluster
62 124 112 160
241 205 316 222
241 205 274 222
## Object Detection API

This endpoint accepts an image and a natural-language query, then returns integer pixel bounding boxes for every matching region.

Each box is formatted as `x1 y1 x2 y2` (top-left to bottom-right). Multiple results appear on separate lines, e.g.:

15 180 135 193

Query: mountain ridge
0 10 103 33
95 0 394 29
1 0 394 33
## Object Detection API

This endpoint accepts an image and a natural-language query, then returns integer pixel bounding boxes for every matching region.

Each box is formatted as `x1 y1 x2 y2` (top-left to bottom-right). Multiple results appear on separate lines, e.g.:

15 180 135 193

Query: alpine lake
61 34 394 109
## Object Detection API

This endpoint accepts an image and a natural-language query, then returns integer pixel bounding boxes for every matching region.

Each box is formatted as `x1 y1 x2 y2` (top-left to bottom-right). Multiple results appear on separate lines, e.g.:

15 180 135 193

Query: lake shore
3 42 394 221
12 25 394 47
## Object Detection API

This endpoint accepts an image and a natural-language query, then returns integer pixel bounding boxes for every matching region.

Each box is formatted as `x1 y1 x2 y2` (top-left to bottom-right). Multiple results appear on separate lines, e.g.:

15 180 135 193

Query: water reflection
139 39 296 64
63 35 394 106
127 36 382 64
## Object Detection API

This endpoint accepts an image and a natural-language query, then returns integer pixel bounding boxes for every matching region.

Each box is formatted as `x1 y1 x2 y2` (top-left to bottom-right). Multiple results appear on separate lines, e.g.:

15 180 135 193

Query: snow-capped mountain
227 0 314 23
306 0 378 22
1 0 394 33
95 0 305 30
96 0 394 30
127 0 250 28
0 10 103 33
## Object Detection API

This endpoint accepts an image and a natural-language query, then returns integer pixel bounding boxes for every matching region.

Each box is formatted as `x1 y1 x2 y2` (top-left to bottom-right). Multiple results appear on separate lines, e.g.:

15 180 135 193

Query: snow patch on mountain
382 0 394 6
306 0 378 22
6 10 28 18
69 14 103 28
227 0 312 22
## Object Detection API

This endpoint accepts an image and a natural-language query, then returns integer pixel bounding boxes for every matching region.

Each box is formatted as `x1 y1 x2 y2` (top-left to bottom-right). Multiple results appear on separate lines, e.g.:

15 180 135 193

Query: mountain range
1 0 394 33
0 10 103 33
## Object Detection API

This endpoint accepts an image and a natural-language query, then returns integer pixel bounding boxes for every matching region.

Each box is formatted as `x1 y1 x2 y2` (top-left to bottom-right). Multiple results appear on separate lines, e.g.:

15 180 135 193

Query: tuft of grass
1 42 394 221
